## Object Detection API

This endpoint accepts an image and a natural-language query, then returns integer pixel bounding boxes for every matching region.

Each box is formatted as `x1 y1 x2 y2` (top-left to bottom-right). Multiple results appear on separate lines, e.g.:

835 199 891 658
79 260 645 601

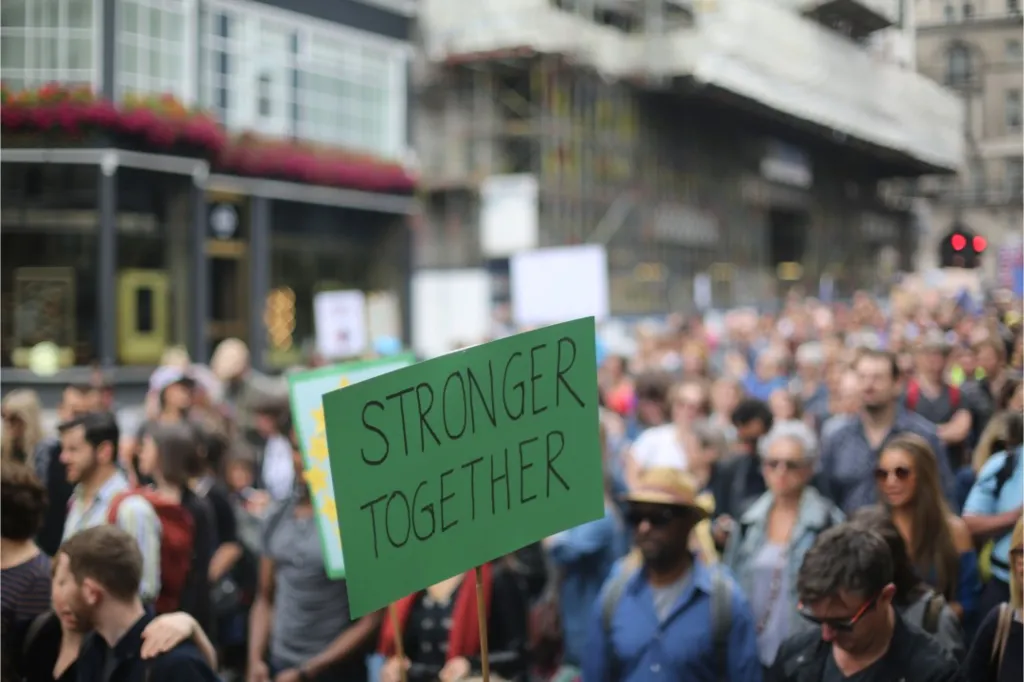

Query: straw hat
622 467 708 518
211 338 250 381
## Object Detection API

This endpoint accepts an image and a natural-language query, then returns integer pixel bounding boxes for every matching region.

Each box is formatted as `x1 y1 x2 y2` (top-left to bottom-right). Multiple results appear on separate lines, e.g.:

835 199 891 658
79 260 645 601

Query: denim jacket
723 487 845 637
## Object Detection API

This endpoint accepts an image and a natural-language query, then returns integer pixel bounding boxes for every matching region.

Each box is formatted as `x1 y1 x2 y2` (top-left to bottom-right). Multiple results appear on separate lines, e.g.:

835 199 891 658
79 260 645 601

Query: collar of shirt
74 470 131 506
622 556 714 619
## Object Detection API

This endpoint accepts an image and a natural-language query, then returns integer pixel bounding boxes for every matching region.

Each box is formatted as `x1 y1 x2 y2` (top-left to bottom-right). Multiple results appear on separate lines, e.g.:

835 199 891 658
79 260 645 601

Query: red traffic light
951 233 967 251
972 235 987 252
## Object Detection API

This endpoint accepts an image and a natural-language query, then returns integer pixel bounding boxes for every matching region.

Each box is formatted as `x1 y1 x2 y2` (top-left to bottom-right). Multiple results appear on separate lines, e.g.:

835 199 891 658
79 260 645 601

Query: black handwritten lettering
545 430 571 496
467 361 497 431
528 344 548 415
555 337 585 408
502 352 525 421
385 386 416 456
414 383 442 452
517 436 539 504
360 401 389 465
384 491 412 548
490 449 511 514
441 371 468 440
461 456 484 520
412 480 436 541
360 493 388 558
439 468 458 532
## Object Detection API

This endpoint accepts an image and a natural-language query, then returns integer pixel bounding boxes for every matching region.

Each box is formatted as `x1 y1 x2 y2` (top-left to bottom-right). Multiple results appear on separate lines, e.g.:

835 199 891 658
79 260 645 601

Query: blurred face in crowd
914 348 945 381
1010 384 1024 413
956 347 977 377
855 355 899 412
875 446 916 509
2 410 24 442
52 553 95 631
735 417 769 448
627 503 697 572
756 353 781 381
671 383 706 426
801 586 896 656
1012 542 1023 587
710 379 741 418
162 381 193 414
59 387 95 423
59 425 111 484
762 436 811 499
769 389 798 421
977 344 1002 377
137 435 159 480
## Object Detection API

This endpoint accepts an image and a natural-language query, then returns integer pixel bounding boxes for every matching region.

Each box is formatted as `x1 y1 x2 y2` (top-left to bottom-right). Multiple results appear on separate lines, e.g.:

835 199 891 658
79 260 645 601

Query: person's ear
880 583 897 606
97 441 114 466
81 578 102 606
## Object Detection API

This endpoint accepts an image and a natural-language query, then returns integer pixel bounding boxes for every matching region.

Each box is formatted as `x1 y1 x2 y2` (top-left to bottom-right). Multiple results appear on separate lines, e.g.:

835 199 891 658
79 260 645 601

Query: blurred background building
913 0 1023 280
412 0 965 316
1 0 416 402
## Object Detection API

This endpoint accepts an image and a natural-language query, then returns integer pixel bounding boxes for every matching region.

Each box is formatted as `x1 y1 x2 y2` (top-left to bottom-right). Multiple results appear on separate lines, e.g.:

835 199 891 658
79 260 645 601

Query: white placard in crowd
412 269 492 358
479 174 539 258
510 244 610 326
313 290 367 359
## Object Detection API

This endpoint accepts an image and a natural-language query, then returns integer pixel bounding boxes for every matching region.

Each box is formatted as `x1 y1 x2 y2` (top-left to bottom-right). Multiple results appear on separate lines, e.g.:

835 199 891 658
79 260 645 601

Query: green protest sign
322 317 603 617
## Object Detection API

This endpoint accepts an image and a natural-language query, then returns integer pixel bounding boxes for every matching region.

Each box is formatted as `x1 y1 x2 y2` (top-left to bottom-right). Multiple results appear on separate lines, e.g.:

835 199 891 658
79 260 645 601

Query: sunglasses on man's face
874 466 911 483
625 506 688 529
798 592 880 632
762 459 804 473
1010 548 1023 560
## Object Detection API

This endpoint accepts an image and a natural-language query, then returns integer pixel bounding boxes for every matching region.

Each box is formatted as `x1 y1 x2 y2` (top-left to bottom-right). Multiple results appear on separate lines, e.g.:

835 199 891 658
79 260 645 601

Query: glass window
1006 158 1023 196
116 0 191 102
201 2 406 159
0 0 97 88
0 164 100 368
945 44 973 87
1007 39 1022 61
1006 89 1022 131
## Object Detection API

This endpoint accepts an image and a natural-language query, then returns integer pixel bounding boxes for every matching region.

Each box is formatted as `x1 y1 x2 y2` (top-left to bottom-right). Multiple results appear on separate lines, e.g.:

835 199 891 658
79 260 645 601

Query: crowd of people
0 289 1022 682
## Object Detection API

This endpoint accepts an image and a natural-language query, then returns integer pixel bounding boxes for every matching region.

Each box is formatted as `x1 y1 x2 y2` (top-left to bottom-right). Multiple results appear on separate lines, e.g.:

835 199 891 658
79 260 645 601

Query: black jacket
76 613 219 682
766 611 965 682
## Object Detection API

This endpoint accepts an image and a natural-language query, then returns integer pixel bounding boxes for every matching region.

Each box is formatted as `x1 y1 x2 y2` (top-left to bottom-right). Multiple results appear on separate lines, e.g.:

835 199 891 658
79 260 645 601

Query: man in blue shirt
583 467 762 682
962 413 1023 619
54 525 219 682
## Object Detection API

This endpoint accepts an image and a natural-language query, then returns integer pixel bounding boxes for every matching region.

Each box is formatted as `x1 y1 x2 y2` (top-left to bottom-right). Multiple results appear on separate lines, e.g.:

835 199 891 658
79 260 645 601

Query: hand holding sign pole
321 317 604 674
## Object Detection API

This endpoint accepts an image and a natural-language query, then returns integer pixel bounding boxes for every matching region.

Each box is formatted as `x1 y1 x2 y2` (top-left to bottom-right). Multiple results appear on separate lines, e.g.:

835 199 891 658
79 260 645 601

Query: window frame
1006 88 1022 132
0 0 103 90
114 0 197 104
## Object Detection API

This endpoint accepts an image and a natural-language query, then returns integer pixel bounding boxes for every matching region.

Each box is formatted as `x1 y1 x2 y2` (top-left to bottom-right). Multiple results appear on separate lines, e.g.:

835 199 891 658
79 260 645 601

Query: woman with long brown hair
875 433 979 622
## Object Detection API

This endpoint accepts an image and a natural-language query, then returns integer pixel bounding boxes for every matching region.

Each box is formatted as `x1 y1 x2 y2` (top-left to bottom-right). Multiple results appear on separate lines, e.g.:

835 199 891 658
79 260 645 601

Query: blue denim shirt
583 558 763 682
547 507 627 666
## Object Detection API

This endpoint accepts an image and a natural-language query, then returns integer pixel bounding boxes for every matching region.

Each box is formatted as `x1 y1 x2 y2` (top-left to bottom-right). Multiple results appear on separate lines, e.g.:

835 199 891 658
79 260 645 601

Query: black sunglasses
874 466 911 483
625 506 687 529
798 592 880 632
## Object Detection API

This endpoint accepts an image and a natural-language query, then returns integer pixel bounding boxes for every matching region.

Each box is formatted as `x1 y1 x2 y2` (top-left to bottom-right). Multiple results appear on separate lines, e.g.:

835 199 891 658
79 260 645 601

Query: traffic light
940 227 985 269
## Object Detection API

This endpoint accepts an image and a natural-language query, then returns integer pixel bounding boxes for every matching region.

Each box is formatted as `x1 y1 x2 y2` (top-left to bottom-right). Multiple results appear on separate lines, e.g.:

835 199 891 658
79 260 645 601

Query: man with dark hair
768 524 963 681
60 412 162 603
56 525 219 682
35 383 96 556
711 399 774 542
817 351 957 514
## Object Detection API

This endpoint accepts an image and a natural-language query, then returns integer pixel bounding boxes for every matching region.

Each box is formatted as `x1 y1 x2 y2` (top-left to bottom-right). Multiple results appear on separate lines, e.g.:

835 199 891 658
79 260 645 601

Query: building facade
1 0 416 401
414 0 965 315
914 0 1024 279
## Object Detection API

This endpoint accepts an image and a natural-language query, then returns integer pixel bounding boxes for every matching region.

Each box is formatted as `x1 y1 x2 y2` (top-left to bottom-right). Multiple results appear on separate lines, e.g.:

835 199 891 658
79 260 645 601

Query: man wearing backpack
582 467 762 682
59 412 162 604
904 337 974 473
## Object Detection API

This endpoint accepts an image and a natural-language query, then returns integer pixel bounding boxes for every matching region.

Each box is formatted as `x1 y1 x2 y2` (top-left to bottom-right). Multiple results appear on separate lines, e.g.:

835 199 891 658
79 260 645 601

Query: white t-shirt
630 424 689 472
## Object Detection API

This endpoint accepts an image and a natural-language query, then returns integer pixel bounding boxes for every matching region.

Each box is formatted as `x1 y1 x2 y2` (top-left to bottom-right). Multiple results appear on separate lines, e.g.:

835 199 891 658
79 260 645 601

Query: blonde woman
963 517 1023 681
1 389 45 468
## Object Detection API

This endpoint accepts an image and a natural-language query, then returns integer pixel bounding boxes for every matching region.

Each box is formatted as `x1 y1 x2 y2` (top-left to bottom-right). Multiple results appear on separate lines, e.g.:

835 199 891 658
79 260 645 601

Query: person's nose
820 624 838 642
638 519 652 534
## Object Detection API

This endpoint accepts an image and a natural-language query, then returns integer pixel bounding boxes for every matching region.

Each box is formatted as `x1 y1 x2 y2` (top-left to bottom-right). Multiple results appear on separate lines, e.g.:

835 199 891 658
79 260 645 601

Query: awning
1 147 415 215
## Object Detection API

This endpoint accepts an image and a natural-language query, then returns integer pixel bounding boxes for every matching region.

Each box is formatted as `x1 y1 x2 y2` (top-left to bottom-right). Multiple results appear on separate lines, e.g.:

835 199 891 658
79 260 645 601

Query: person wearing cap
123 368 198 484
583 467 762 682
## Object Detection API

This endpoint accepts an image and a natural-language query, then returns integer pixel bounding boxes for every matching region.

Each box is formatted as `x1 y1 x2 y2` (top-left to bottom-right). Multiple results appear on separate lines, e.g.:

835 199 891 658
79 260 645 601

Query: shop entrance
206 238 249 351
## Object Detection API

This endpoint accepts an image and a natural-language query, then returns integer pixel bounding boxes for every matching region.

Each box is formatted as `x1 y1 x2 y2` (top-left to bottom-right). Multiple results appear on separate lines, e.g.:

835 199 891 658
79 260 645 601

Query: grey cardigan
723 486 846 639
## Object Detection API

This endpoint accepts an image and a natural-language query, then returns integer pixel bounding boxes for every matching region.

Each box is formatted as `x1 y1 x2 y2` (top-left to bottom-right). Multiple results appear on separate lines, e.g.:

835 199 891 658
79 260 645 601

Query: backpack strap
106 490 137 525
601 565 637 681
906 380 920 412
22 610 54 659
991 603 1013 672
710 566 732 679
922 592 946 634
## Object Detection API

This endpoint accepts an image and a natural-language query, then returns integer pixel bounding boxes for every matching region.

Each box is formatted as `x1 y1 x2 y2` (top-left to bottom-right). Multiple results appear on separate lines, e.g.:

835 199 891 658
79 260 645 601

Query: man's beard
862 400 889 416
